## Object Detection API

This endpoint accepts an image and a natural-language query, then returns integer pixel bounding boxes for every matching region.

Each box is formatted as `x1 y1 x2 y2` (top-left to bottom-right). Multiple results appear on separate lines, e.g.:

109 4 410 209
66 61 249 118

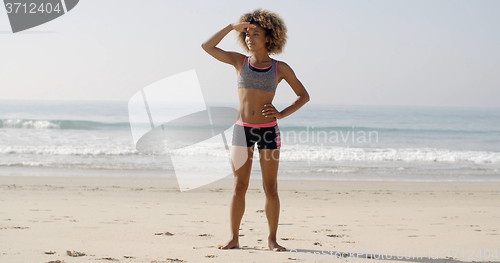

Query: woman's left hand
262 103 283 119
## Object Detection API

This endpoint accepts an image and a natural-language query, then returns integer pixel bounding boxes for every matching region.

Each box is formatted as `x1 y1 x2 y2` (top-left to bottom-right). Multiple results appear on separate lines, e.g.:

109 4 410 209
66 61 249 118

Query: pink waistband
235 119 277 128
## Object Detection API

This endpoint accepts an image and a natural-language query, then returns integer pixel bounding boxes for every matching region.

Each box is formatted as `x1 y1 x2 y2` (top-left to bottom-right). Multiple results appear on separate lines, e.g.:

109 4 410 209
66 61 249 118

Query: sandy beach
0 174 499 263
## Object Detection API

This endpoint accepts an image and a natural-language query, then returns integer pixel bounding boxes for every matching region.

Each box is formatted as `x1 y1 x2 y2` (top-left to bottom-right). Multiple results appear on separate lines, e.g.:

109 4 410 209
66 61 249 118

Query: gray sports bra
237 56 278 93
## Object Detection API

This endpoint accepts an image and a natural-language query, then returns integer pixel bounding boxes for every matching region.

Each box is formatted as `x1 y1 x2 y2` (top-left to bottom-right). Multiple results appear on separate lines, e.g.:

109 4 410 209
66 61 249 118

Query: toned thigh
231 146 255 188
259 149 280 193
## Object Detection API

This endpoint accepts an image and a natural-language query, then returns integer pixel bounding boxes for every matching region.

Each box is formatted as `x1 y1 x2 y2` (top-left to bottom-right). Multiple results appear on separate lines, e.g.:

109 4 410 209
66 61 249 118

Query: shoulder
275 60 295 76
231 52 247 66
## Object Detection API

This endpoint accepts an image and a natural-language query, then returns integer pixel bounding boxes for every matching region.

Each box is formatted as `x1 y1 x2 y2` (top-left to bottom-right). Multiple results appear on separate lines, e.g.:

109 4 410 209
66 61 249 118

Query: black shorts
231 120 281 150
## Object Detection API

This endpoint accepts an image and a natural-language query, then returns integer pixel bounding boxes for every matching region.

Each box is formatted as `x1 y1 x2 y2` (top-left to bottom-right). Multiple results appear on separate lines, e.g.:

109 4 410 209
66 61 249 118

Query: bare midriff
237 87 276 124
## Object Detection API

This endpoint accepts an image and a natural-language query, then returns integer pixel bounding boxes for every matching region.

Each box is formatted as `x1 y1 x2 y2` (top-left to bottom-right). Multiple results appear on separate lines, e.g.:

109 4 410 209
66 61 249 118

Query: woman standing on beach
201 8 310 251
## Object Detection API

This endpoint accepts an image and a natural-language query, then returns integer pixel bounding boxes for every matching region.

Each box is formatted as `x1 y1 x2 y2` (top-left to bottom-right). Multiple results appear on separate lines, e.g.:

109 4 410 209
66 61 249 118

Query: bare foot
218 239 239 249
268 238 286 251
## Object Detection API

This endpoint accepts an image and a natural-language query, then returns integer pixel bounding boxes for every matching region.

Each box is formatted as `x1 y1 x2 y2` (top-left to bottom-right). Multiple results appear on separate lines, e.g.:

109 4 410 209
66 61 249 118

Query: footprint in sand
66 250 86 257
101 257 118 261
312 228 332 233
327 234 346 238
155 231 174 236
165 258 184 262
2 226 30 229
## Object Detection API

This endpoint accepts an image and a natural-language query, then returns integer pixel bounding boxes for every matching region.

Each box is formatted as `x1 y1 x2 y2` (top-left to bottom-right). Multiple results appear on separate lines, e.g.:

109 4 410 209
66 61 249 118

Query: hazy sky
1 0 499 108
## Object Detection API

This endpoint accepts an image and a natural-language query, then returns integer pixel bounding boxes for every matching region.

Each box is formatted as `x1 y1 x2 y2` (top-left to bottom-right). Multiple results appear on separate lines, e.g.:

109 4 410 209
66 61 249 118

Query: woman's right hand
231 22 257 33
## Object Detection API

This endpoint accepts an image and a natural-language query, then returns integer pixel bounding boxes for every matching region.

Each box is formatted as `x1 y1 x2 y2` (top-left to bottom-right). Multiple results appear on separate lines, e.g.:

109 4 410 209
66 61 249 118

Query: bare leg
259 148 286 251
218 146 254 249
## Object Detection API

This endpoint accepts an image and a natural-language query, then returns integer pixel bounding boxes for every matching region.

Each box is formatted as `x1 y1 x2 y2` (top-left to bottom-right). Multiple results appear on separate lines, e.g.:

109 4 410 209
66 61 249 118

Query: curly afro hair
235 8 287 55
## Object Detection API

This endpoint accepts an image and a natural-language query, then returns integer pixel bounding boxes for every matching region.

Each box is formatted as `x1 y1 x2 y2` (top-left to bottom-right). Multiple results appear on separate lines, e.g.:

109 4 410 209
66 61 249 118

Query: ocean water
0 99 499 181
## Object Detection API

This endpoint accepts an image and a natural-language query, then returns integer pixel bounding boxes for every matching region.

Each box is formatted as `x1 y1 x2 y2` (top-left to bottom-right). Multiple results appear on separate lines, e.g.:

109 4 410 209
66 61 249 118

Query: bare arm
201 22 255 67
262 62 310 119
